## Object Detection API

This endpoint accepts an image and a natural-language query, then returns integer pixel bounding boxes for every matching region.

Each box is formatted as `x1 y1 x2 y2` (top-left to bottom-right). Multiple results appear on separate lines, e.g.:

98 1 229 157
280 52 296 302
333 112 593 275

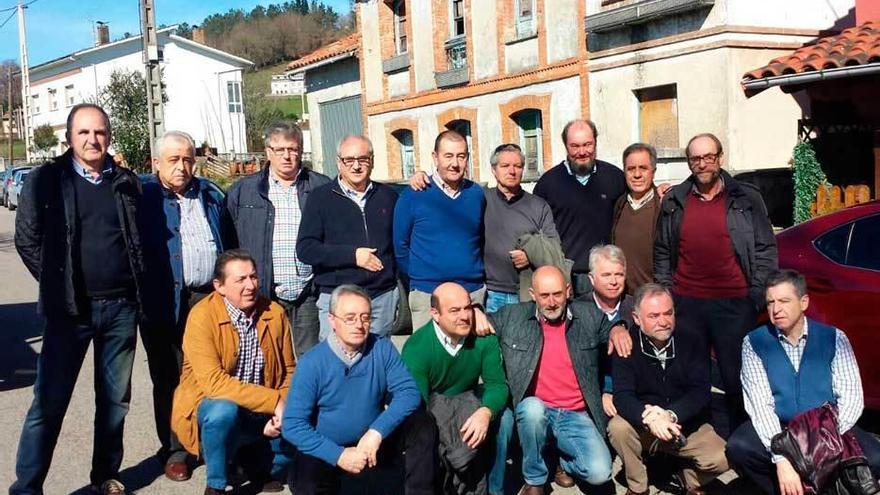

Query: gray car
1 166 30 207
7 168 31 211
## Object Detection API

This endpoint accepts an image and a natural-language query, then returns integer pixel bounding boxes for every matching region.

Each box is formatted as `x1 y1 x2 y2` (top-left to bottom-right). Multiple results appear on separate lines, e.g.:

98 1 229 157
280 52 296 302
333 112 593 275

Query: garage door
319 95 363 177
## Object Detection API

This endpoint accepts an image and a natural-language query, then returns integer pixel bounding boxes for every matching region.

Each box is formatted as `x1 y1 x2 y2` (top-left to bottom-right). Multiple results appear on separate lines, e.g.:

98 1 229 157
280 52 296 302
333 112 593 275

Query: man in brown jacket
172 249 296 495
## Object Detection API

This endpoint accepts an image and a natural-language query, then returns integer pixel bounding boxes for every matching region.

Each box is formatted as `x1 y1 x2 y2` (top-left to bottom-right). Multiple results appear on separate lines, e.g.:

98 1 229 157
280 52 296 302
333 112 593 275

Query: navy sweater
392 180 485 292
297 180 398 297
282 335 421 465
533 161 626 273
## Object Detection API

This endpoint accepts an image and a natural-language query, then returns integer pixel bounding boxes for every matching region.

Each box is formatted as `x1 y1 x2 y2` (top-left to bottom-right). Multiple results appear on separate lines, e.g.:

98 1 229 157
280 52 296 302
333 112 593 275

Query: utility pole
140 0 165 166
7 66 13 164
17 1 33 163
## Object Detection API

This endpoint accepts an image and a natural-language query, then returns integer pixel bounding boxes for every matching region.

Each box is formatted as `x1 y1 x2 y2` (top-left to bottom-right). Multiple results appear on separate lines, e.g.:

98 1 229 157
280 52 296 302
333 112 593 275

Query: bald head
562 119 598 176
430 282 473 339
530 266 570 321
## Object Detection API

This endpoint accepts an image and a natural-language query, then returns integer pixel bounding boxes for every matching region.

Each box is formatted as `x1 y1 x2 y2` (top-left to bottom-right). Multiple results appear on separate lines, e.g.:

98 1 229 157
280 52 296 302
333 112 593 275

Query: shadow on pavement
0 301 41 391
119 456 165 493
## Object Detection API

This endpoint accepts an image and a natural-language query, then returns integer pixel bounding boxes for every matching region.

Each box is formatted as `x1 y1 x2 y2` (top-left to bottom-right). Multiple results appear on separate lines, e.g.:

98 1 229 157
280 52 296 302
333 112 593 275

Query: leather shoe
518 485 544 495
554 467 575 488
95 479 127 495
164 461 191 482
261 479 284 492
203 487 225 495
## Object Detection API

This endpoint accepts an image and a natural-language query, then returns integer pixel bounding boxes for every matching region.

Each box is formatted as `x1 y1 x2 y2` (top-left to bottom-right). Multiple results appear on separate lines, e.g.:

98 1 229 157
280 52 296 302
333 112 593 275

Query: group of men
8 102 880 495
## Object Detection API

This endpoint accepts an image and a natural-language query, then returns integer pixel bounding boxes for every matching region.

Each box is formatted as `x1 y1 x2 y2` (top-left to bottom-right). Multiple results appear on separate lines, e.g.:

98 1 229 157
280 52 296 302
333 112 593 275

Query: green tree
243 83 283 152
96 69 161 173
792 140 829 224
32 124 58 154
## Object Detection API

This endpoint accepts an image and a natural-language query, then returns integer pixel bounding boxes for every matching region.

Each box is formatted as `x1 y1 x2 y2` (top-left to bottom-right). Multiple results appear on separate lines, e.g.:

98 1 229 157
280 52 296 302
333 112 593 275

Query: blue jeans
11 297 138 494
488 407 516 494
317 286 400 340
198 399 295 490
516 397 612 486
486 290 519 313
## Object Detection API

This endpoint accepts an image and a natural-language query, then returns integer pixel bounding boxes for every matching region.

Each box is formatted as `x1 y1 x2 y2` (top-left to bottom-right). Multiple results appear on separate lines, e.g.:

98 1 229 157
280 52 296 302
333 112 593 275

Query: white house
28 26 253 158
270 72 305 95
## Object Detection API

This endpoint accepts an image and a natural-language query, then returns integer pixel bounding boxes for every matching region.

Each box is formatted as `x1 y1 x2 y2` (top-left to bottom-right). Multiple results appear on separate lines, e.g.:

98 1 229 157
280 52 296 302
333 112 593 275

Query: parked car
6 168 31 211
776 201 880 410
1 166 30 207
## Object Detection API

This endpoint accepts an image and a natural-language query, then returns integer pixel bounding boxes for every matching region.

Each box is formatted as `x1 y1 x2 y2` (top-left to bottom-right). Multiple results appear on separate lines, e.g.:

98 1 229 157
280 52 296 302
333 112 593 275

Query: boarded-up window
514 109 542 180
636 84 678 149
446 119 474 178
394 129 416 178
394 0 407 54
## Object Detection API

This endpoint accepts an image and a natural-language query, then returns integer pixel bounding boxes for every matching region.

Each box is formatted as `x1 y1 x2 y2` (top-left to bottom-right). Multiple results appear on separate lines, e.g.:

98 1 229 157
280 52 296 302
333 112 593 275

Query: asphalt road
0 206 747 495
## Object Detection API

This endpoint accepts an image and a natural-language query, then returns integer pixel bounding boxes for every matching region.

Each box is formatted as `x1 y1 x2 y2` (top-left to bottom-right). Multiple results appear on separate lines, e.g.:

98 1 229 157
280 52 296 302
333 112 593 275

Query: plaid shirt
268 173 312 301
177 186 218 288
741 320 864 462
223 298 264 385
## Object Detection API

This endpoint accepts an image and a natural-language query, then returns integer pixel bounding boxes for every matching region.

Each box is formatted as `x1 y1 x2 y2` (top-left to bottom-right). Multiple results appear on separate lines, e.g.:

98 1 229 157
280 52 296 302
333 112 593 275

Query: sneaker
96 479 127 495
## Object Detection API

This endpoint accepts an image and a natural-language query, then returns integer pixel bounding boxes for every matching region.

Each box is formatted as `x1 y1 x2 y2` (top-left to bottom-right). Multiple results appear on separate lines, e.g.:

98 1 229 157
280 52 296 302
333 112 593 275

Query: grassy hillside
243 62 308 120
0 139 25 161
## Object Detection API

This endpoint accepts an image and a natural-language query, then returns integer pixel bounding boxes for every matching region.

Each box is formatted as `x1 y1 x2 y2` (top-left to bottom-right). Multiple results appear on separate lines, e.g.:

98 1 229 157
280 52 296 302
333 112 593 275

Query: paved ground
0 206 746 494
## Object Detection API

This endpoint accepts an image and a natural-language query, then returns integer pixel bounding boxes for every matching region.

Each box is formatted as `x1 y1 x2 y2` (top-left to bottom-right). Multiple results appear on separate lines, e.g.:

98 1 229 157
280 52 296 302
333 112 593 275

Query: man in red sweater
654 133 777 438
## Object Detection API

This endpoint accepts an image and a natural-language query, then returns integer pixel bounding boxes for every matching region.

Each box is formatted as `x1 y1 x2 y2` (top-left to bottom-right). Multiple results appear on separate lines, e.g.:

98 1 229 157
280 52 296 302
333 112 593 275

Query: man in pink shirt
483 266 631 495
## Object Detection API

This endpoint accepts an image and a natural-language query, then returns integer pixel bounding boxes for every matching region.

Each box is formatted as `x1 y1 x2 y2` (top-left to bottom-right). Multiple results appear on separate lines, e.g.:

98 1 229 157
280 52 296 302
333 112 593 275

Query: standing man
727 270 880 495
227 120 330 358
401 282 508 493
12 103 146 495
283 285 434 494
394 131 486 330
171 250 296 495
533 119 626 297
654 132 777 436
140 130 230 481
297 135 400 339
609 284 728 495
484 266 632 495
611 143 662 295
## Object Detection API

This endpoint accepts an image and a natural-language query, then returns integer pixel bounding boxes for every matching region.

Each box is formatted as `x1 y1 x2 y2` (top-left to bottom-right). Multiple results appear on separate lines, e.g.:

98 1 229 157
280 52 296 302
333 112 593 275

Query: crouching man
171 250 296 495
283 284 434 494
608 283 728 495
402 282 509 494
727 270 880 495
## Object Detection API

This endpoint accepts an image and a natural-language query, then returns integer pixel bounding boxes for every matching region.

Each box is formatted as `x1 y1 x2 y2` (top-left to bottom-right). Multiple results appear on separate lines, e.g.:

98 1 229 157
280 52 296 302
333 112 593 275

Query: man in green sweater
401 282 508 493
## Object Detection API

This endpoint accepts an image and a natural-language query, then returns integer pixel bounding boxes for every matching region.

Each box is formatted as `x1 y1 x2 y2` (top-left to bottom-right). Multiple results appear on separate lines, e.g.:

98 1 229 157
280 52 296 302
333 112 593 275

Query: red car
776 201 880 410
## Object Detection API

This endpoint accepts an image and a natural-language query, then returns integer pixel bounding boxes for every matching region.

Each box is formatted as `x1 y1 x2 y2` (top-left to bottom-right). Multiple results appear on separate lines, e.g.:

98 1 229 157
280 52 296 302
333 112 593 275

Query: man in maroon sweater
654 133 777 438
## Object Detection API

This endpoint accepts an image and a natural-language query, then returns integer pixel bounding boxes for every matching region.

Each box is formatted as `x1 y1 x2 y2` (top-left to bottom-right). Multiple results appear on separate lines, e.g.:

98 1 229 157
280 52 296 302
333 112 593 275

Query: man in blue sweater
393 130 486 329
283 285 434 494
297 135 400 339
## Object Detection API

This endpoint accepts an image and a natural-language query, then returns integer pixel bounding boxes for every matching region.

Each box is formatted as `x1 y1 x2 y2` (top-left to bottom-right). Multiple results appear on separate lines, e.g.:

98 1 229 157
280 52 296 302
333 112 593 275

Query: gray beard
570 159 595 176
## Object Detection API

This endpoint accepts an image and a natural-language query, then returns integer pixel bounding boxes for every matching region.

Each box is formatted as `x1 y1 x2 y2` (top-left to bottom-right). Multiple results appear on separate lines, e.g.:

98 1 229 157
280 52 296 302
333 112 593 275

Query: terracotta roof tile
286 33 360 71
743 20 880 81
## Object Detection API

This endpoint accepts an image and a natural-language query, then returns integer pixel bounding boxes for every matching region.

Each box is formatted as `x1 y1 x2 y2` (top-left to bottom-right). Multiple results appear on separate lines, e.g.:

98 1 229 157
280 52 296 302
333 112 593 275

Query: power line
0 0 37 14
0 9 15 30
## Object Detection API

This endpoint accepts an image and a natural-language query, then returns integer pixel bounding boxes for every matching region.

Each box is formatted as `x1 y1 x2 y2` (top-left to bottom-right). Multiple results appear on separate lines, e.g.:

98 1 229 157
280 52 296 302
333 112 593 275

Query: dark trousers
726 420 880 495
275 285 320 360
11 297 138 494
674 294 757 438
139 289 209 462
293 409 437 495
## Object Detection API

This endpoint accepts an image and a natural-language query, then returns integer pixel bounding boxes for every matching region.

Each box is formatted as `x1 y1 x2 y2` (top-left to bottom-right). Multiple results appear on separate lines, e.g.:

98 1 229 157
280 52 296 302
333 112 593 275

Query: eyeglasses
332 313 373 326
268 147 300 157
687 153 720 166
338 156 373 167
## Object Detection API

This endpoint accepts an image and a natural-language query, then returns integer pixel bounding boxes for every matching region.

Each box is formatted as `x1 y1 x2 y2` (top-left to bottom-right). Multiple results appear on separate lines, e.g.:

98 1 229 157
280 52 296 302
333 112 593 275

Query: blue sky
0 0 352 65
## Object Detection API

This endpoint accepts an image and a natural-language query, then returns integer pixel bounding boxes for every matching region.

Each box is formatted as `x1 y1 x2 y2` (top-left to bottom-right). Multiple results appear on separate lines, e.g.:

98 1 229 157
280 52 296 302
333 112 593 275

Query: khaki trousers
409 286 486 330
607 415 729 493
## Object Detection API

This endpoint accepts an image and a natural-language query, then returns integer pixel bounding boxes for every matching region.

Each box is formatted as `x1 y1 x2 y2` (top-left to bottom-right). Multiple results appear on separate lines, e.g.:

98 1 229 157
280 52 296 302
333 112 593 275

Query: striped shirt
177 188 217 289
223 297 264 385
741 320 864 462
268 172 312 301
72 157 114 185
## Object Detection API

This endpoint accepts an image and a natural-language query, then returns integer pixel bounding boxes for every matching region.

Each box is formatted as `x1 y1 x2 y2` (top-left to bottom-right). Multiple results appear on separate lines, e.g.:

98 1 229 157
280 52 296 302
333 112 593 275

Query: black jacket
488 300 616 433
14 150 146 317
653 169 778 308
612 328 711 435
226 166 330 300
296 180 398 297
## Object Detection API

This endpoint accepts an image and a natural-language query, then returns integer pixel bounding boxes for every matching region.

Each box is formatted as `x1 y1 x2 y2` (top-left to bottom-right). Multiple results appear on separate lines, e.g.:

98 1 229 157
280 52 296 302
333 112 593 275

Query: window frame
227 81 243 113
64 84 76 107
31 93 40 115
393 0 408 55
449 0 466 39
514 109 543 181
394 129 416 179
515 0 536 37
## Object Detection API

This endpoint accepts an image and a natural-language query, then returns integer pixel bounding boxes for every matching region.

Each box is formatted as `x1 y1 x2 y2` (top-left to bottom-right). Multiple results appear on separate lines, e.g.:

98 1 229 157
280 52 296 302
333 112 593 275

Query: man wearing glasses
297 135 400 339
284 284 433 494
654 133 777 438
227 120 330 358
608 283 728 495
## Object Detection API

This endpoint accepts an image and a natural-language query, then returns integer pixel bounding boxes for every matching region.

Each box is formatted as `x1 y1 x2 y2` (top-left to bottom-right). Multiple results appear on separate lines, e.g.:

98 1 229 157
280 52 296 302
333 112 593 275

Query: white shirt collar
433 321 464 356
627 189 655 210
593 292 621 320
